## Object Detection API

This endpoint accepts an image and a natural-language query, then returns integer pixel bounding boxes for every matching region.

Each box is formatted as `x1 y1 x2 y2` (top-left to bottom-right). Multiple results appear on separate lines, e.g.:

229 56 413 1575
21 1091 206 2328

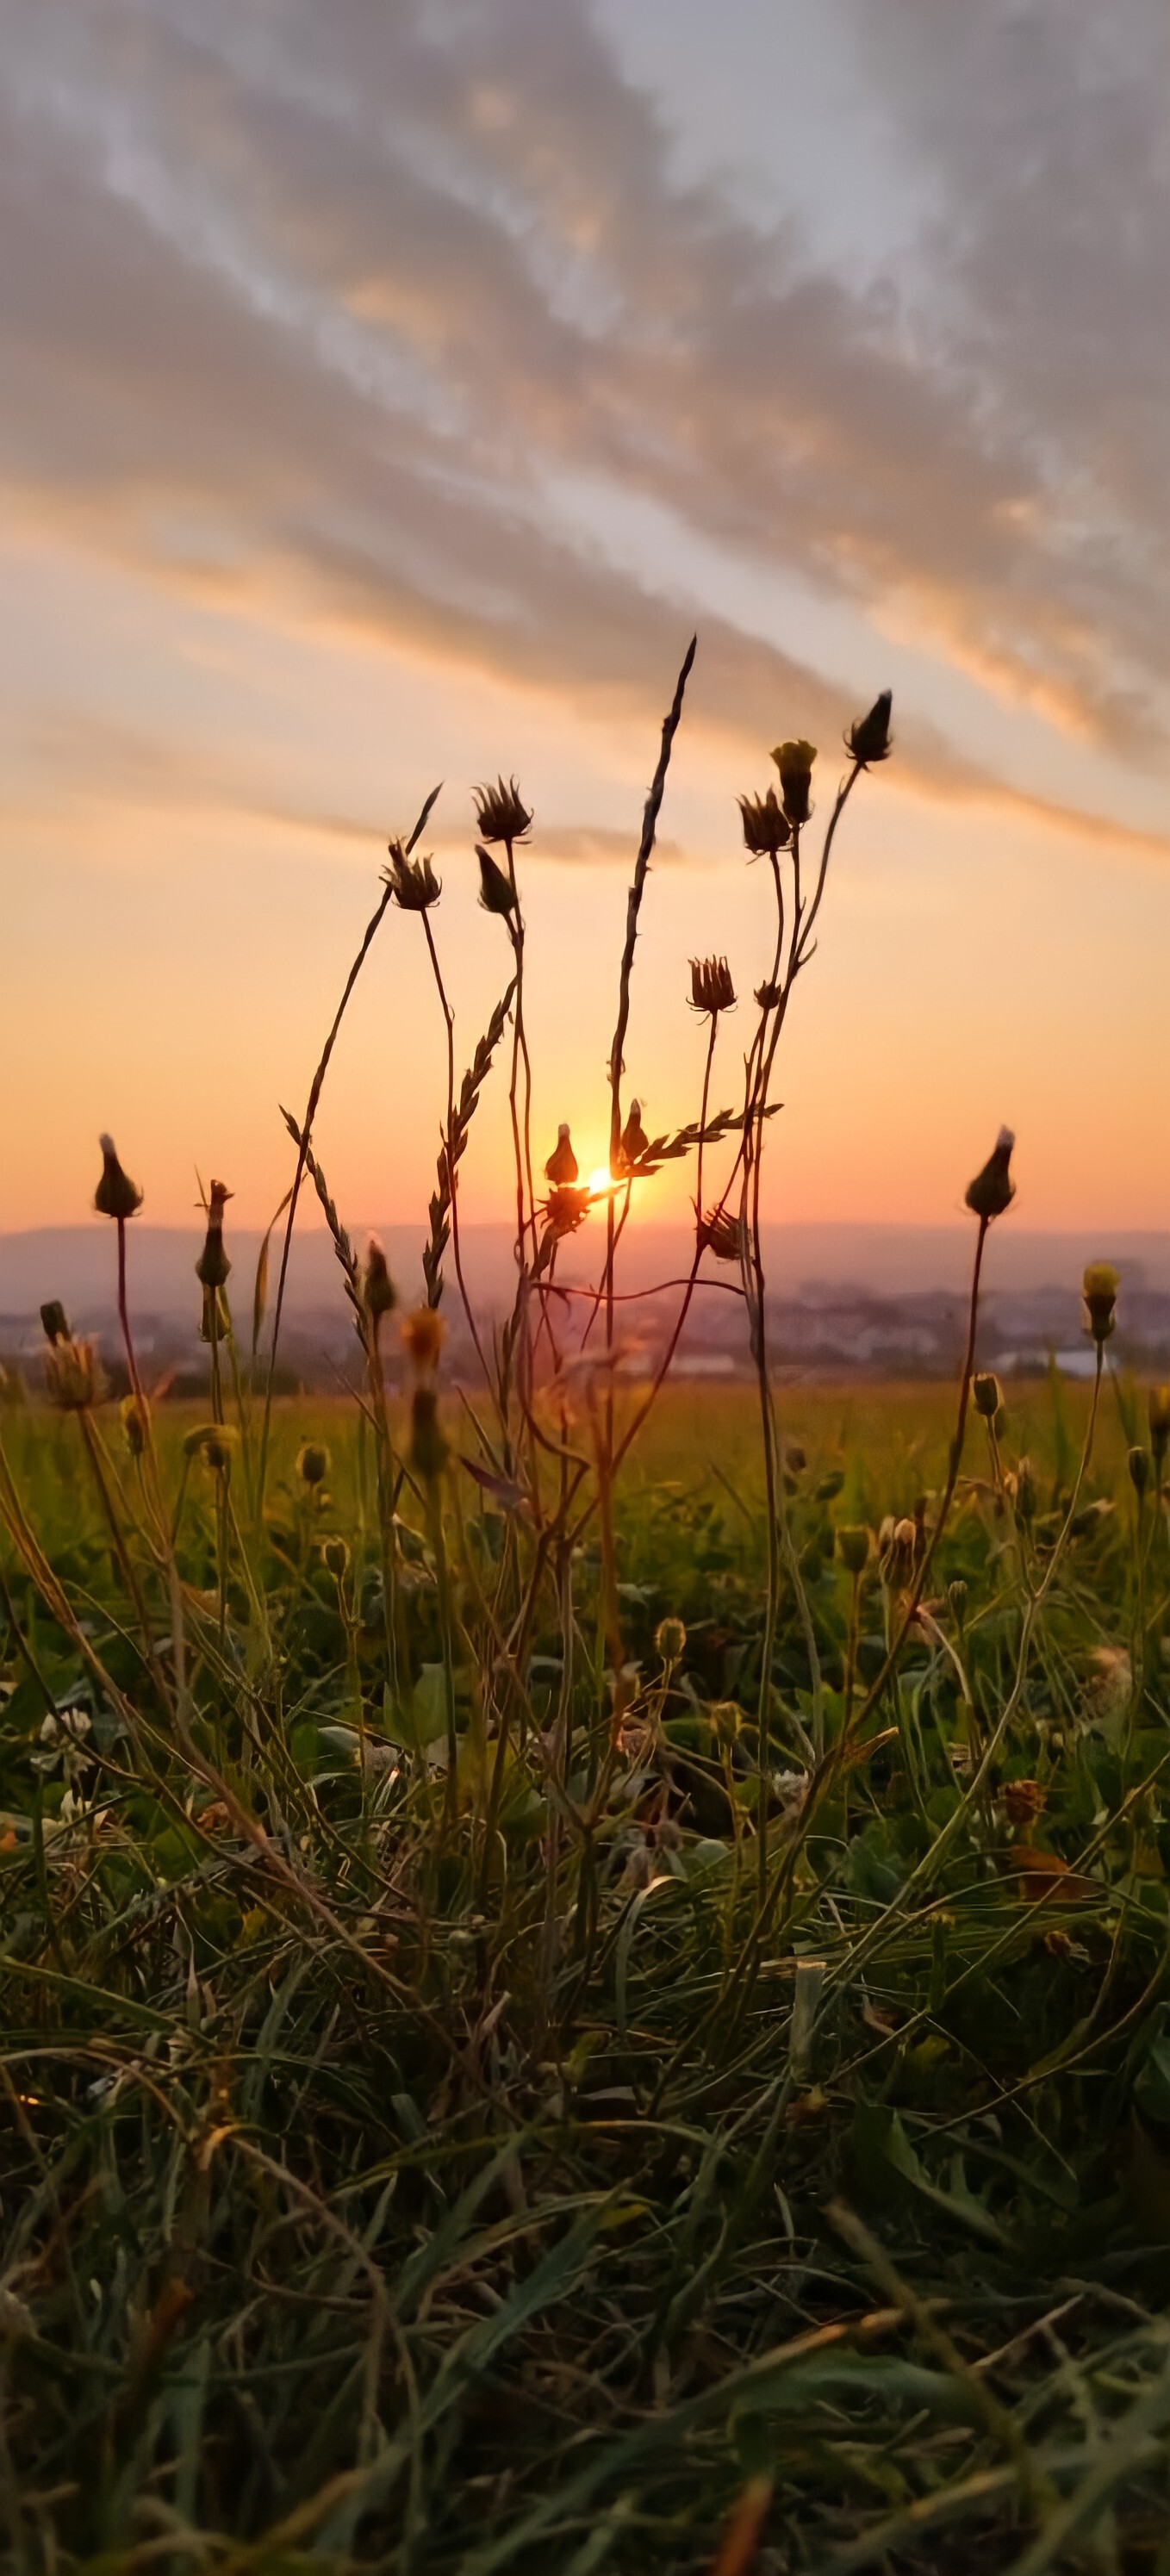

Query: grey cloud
0 0 1164 810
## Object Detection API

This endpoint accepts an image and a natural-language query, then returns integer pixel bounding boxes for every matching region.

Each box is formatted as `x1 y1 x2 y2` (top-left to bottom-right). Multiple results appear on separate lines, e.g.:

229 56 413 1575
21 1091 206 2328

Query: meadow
3 669 1170 2576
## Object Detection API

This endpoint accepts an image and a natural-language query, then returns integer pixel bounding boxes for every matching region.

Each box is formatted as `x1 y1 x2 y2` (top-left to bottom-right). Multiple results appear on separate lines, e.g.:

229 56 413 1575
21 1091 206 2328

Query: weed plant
3 663 1170 2573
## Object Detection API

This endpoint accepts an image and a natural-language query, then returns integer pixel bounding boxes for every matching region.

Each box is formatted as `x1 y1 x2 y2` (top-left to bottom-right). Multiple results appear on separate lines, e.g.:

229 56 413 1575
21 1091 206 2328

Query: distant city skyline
3 1 1166 1236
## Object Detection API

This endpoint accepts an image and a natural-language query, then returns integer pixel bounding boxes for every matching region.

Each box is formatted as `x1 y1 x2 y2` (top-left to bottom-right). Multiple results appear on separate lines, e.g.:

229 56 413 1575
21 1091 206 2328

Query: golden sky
2 0 1167 1240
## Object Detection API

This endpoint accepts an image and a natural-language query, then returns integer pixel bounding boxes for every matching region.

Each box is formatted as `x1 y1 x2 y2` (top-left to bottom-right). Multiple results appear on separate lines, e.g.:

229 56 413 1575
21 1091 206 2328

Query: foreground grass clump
3 664 1170 2571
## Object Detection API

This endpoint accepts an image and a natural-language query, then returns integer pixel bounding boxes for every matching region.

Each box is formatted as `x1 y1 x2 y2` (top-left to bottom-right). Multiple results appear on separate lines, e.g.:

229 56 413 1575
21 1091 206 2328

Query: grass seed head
383 840 441 910
1083 1261 1119 1345
737 787 790 856
476 843 518 916
473 775 532 843
94 1134 143 1223
848 688 893 766
964 1126 1016 1221
689 955 737 1016
770 738 818 826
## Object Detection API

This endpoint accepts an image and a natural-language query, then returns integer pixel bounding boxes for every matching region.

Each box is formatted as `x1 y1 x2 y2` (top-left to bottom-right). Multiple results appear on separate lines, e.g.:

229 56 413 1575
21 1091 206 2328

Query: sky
2 0 1167 1245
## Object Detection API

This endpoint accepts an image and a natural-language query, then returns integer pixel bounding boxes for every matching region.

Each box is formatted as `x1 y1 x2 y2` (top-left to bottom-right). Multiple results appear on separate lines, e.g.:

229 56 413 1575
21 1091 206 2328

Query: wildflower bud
40 1301 70 1346
364 1240 397 1335
409 1384 449 1482
1148 1384 1170 1458
974 1371 1001 1421
545 1123 578 1185
183 1422 237 1474
323 1536 350 1580
754 979 781 1011
546 1184 591 1237
1015 1456 1036 1522
893 1515 917 1554
297 1441 330 1489
948 1577 968 1626
837 1524 870 1576
737 787 791 856
94 1135 143 1223
620 1100 650 1167
196 1179 233 1292
121 1393 147 1458
383 841 441 911
473 775 532 844
964 1127 1016 1222
847 689 893 767
401 1305 445 1372
770 738 817 827
877 1513 897 1553
1082 1262 1118 1346
655 1616 687 1664
1129 1445 1150 1497
688 955 737 1017
709 1700 742 1748
44 1335 99 1411
476 843 517 917
697 1204 741 1262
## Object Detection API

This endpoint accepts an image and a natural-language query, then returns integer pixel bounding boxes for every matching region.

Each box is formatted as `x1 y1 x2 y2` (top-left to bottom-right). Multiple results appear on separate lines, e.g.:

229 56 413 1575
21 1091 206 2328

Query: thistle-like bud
1015 1455 1036 1522
754 979 781 1011
999 1777 1046 1828
297 1441 330 1489
192 1425 236 1478
121 1392 148 1458
363 1240 397 1337
44 1335 100 1410
94 1135 142 1223
697 1204 741 1262
40 1301 70 1346
709 1700 742 1748
948 1577 968 1627
689 955 737 1017
473 775 532 844
837 1524 870 1576
1129 1445 1150 1497
546 1184 591 1237
893 1515 917 1554
737 788 790 856
545 1123 578 1185
770 739 817 828
964 1127 1016 1222
476 843 517 917
323 1535 350 1580
847 690 893 767
620 1101 650 1167
1148 1384 1170 1453
409 1384 449 1482
655 1616 687 1664
974 1371 1001 1420
401 1305 446 1372
1082 1262 1118 1346
196 1179 233 1292
383 840 441 911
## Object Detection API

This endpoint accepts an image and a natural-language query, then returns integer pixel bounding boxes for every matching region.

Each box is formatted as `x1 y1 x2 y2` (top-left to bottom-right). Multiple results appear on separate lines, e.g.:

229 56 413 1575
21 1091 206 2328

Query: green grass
3 1369 1170 2576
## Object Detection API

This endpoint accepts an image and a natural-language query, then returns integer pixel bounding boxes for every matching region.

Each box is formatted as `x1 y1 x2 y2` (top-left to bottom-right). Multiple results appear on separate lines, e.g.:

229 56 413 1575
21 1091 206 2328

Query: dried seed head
476 843 517 917
196 1179 233 1291
546 1183 591 1237
654 1615 687 1664
688 955 737 1017
296 1440 330 1489
999 1777 1047 1827
1082 1261 1119 1346
836 1524 870 1576
409 1384 449 1482
737 787 791 856
697 1204 742 1262
121 1393 148 1458
1148 1384 1170 1450
401 1305 446 1372
770 738 817 827
847 689 893 767
40 1300 70 1346
619 1101 650 1168
974 1370 1001 1420
94 1135 143 1223
383 840 441 911
44 1334 100 1410
363 1240 397 1335
754 979 781 1011
964 1126 1016 1222
1129 1445 1151 1496
322 1535 350 1580
473 775 532 844
545 1123 578 1185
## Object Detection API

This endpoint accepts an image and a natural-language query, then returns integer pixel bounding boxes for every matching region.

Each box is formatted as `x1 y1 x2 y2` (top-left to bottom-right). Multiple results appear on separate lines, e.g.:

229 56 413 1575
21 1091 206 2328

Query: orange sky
2 1 1166 1242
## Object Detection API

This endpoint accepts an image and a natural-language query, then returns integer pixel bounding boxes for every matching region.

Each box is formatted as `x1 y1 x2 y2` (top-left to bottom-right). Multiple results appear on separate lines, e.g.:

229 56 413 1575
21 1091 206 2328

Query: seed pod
545 1123 578 1185
196 1179 233 1292
948 1576 968 1627
1129 1445 1151 1496
297 1441 330 1489
94 1135 143 1223
473 776 532 844
965 1128 1016 1221
40 1301 70 1346
476 843 517 916
546 1184 591 1236
974 1371 1001 1420
364 1240 397 1335
1015 1456 1036 1522
383 841 441 910
620 1100 650 1167
737 787 791 856
323 1536 350 1580
1082 1262 1118 1346
837 1524 870 1576
654 1616 687 1664
44 1335 100 1410
1148 1384 1170 1453
770 738 817 827
847 689 893 766
688 955 737 1016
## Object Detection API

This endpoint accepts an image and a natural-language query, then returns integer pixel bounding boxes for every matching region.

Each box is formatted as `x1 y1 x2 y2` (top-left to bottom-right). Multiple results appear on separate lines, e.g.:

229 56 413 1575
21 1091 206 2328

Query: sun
587 1164 616 1198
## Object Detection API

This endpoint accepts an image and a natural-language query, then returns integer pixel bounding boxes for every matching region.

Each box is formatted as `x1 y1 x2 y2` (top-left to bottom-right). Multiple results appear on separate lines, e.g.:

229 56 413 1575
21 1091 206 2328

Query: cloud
0 0 1164 831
